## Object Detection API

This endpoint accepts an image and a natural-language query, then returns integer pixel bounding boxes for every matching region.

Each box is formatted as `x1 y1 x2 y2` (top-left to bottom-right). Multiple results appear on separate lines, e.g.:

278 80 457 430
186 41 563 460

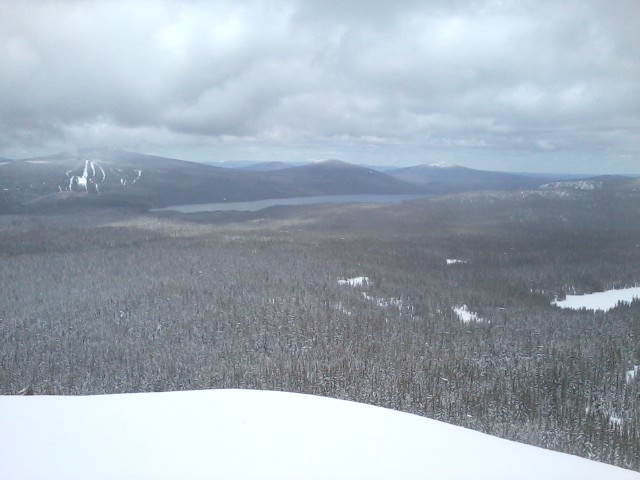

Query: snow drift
1 389 638 480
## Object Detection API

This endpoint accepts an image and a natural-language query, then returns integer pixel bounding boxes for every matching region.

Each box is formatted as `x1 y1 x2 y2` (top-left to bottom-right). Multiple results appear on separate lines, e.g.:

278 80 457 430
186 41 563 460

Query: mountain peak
428 162 458 169
312 159 352 166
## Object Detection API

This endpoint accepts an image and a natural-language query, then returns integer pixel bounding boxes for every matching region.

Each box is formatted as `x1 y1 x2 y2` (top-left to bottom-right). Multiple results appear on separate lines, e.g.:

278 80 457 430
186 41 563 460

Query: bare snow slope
1 389 638 480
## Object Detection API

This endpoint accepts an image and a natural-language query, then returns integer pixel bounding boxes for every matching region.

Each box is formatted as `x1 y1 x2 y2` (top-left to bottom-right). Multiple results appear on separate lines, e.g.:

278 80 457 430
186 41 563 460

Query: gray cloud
0 0 638 172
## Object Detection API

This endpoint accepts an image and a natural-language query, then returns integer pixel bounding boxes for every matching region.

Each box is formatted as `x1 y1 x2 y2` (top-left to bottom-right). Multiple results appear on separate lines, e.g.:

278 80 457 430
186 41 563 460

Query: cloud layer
1 0 639 171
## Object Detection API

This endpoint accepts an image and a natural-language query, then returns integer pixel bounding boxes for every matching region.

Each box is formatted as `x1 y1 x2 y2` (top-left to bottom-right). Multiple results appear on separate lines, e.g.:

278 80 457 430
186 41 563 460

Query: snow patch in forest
334 301 353 316
585 403 626 429
2 389 638 480
609 416 624 427
362 292 407 311
627 366 639 384
551 287 640 312
453 305 485 323
446 259 467 265
338 276 370 287
540 180 602 190
337 276 414 316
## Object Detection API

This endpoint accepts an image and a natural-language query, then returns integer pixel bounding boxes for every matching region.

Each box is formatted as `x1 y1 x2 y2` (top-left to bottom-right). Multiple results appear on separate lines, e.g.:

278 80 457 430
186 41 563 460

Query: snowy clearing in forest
338 276 370 287
362 291 402 308
446 259 467 265
1 389 638 480
453 305 485 323
551 286 640 312
609 416 624 427
362 292 413 316
627 366 639 384
540 180 602 190
337 277 412 315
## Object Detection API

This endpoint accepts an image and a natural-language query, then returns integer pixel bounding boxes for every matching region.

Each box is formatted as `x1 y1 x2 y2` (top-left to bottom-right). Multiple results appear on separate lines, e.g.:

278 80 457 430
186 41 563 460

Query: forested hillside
1 190 639 469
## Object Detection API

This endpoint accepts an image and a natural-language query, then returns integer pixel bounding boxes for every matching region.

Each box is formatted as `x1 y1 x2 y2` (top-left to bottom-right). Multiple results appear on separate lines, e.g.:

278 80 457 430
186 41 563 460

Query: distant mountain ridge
241 161 294 171
387 162 548 192
264 160 426 196
1 150 636 213
0 149 427 213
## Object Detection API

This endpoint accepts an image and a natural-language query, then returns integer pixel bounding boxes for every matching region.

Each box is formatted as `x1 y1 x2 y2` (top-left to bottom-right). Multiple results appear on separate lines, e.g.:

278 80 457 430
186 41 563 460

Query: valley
1 184 639 470
3 1 639 476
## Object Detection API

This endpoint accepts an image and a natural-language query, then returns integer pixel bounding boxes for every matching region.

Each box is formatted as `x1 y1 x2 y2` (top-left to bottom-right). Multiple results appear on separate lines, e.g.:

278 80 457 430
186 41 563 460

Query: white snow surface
338 276 369 287
1 389 637 480
76 160 89 191
453 304 485 323
552 286 640 312
627 366 639 384
446 258 467 265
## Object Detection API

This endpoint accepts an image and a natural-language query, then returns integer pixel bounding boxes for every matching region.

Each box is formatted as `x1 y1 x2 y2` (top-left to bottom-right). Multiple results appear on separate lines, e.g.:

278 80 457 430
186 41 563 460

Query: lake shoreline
150 194 433 213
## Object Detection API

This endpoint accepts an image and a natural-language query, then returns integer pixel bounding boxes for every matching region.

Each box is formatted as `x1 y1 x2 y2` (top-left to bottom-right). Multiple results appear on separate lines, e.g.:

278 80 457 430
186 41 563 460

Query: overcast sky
1 0 638 172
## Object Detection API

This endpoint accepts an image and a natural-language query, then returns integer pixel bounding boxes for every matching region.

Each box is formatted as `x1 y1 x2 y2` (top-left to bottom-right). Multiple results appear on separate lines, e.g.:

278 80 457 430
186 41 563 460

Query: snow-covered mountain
1 389 637 480
0 150 426 212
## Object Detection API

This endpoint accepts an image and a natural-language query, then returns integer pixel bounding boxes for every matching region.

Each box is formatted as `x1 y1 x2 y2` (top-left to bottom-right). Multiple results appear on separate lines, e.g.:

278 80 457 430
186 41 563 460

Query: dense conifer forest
1 190 639 469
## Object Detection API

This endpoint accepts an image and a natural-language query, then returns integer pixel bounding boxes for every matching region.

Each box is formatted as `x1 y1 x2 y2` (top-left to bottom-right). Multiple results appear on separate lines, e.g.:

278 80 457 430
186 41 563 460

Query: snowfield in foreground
1 389 638 480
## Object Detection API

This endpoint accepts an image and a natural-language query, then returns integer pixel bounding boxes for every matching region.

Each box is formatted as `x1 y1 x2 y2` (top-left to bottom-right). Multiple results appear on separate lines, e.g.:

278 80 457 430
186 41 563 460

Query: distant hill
202 160 259 168
0 150 427 213
620 177 640 192
388 162 549 192
241 161 294 171
0 149 251 211
267 160 427 196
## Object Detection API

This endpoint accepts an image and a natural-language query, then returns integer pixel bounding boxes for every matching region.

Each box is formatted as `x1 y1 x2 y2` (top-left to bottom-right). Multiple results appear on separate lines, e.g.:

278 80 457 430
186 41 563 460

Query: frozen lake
152 194 432 213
